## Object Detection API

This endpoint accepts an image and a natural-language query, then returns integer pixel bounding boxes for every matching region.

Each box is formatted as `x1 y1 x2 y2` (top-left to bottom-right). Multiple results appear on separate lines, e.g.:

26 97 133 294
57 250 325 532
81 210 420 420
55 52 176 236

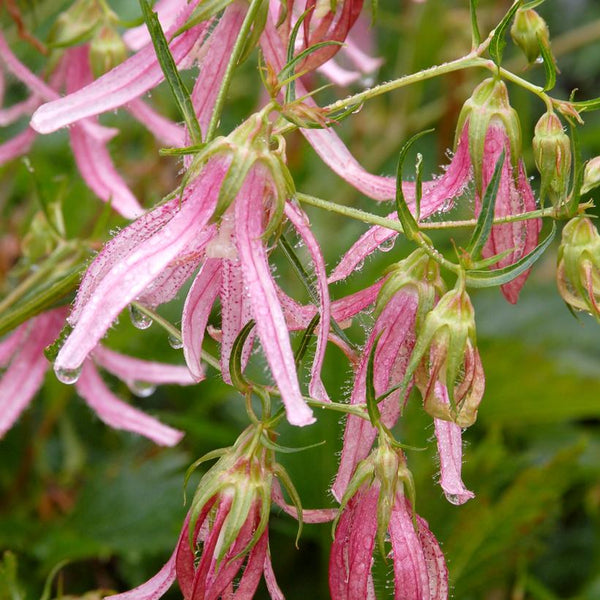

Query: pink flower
0 309 193 445
329 483 448 600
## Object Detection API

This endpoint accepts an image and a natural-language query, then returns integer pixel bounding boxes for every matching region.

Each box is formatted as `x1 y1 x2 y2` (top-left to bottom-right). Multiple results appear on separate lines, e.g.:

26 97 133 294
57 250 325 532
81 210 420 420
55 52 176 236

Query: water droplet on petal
129 305 153 330
55 365 82 385
379 238 395 253
355 259 365 271
444 492 461 505
129 380 157 398
168 334 183 349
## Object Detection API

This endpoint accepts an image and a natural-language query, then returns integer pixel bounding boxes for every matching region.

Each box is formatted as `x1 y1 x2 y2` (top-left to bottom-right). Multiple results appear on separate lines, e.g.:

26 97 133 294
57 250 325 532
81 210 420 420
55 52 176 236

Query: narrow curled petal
127 99 186 147
76 362 184 446
0 127 36 165
433 383 474 505
0 313 61 437
57 158 228 372
263 549 285 600
234 168 314 426
0 94 39 126
285 201 331 401
182 258 222 382
332 291 418 501
329 486 379 599
272 480 337 523
30 4 206 133
92 346 196 385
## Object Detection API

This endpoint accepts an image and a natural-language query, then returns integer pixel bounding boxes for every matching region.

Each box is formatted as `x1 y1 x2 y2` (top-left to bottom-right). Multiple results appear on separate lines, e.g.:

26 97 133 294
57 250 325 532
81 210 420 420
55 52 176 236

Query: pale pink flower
0 309 193 445
329 484 448 600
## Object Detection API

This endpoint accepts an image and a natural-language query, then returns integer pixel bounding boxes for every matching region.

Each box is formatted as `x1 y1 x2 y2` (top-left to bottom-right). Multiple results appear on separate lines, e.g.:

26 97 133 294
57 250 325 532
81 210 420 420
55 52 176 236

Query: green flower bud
557 217 600 321
533 111 571 207
89 25 127 78
456 78 522 192
510 8 550 64
47 0 103 48
581 156 600 195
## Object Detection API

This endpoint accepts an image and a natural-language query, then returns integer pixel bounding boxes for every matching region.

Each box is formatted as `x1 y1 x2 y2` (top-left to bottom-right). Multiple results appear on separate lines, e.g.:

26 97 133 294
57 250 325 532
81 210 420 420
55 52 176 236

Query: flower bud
47 0 103 48
557 217 600 320
89 25 127 78
410 286 485 427
533 111 571 206
510 8 550 64
581 156 600 195
456 78 522 192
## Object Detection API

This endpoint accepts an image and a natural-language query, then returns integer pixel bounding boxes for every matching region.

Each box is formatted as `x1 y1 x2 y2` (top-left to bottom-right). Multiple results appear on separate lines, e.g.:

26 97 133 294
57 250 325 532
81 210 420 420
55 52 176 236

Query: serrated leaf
465 222 556 288
469 0 481 47
489 0 523 66
229 319 256 393
395 129 434 240
539 35 557 92
466 150 505 259
139 0 202 144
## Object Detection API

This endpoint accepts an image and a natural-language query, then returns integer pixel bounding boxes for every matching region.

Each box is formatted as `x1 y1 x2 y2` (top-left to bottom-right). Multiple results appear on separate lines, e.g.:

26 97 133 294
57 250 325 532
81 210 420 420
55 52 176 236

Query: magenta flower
330 483 448 600
0 309 193 445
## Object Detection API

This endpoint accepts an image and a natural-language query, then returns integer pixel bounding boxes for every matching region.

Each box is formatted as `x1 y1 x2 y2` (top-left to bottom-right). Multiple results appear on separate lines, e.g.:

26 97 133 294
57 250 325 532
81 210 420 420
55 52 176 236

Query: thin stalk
204 0 265 142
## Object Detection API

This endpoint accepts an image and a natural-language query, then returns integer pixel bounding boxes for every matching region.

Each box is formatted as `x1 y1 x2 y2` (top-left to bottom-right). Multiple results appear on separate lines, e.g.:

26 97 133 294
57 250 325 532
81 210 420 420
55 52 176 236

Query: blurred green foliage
1 0 600 599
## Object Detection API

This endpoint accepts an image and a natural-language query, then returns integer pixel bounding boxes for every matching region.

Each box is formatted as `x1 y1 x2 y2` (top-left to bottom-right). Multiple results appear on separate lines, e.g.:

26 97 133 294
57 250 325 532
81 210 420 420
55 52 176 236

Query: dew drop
379 238 395 253
129 380 157 398
535 56 544 64
444 492 461 505
355 259 365 271
168 334 183 349
55 364 82 385
129 305 153 330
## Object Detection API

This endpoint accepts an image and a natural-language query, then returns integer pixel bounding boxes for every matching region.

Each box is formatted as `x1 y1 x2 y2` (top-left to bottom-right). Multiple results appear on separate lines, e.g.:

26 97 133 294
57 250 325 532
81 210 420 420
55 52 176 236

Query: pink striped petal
127 99 186 147
0 127 36 165
272 480 337 523
0 313 61 437
0 94 39 126
415 512 449 599
30 5 207 134
332 291 417 501
433 382 474 505
263 549 285 600
234 167 314 426
285 202 331 401
317 59 364 87
0 326 26 366
182 258 222 381
92 346 196 385
219 259 254 384
76 362 183 446
123 0 188 51
57 158 228 373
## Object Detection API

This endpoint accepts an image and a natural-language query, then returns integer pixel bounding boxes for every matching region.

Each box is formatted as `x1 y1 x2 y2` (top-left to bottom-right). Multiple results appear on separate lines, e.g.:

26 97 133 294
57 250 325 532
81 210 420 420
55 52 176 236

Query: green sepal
570 97 600 113
273 463 304 547
43 321 72 363
139 0 203 144
260 434 325 454
229 320 256 393
175 0 235 35
294 313 320 368
212 149 256 223
282 7 312 103
183 447 231 502
489 0 523 66
465 222 556 287
469 0 481 48
539 34 557 92
466 150 505 259
365 332 383 426
565 116 583 217
414 152 423 222
522 0 547 9
395 129 434 241
217 483 256 565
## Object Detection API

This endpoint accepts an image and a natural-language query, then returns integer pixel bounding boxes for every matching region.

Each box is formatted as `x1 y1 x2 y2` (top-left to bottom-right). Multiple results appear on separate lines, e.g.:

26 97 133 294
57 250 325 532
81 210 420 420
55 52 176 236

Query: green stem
304 398 369 419
204 0 265 142
131 302 221 371
495 65 554 112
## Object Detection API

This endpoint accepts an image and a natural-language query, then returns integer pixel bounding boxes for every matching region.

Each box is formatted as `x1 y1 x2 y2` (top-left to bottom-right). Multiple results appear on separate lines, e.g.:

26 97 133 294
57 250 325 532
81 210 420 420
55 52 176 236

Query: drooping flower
330 444 448 600
0 309 192 445
53 111 330 427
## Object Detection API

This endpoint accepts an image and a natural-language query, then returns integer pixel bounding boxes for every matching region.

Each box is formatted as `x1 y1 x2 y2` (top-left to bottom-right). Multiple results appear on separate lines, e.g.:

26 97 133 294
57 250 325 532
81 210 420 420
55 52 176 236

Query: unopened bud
581 156 600 195
511 8 550 64
90 25 127 78
533 112 571 206
456 78 521 191
557 217 600 320
47 0 102 48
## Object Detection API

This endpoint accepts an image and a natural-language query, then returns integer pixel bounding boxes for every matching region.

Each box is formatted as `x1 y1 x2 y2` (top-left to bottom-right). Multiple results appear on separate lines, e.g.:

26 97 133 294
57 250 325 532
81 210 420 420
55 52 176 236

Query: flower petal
127 99 186 147
0 127 36 165
234 167 314 426
76 362 184 446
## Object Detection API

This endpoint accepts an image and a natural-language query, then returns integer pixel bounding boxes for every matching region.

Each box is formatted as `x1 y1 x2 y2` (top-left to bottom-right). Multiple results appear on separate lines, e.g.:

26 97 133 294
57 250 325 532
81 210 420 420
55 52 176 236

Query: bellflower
0 309 193 445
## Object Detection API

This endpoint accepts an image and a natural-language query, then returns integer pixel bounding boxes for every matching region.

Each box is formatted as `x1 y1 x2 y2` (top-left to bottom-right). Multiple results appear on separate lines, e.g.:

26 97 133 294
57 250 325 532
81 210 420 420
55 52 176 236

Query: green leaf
465 222 556 288
469 0 481 47
229 319 256 393
489 0 523 66
365 332 382 426
0 552 25 600
466 150 505 259
294 313 320 368
237 0 268 64
139 0 203 144
522 0 547 8
571 97 600 112
395 129 434 241
539 35 556 92
260 434 325 454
